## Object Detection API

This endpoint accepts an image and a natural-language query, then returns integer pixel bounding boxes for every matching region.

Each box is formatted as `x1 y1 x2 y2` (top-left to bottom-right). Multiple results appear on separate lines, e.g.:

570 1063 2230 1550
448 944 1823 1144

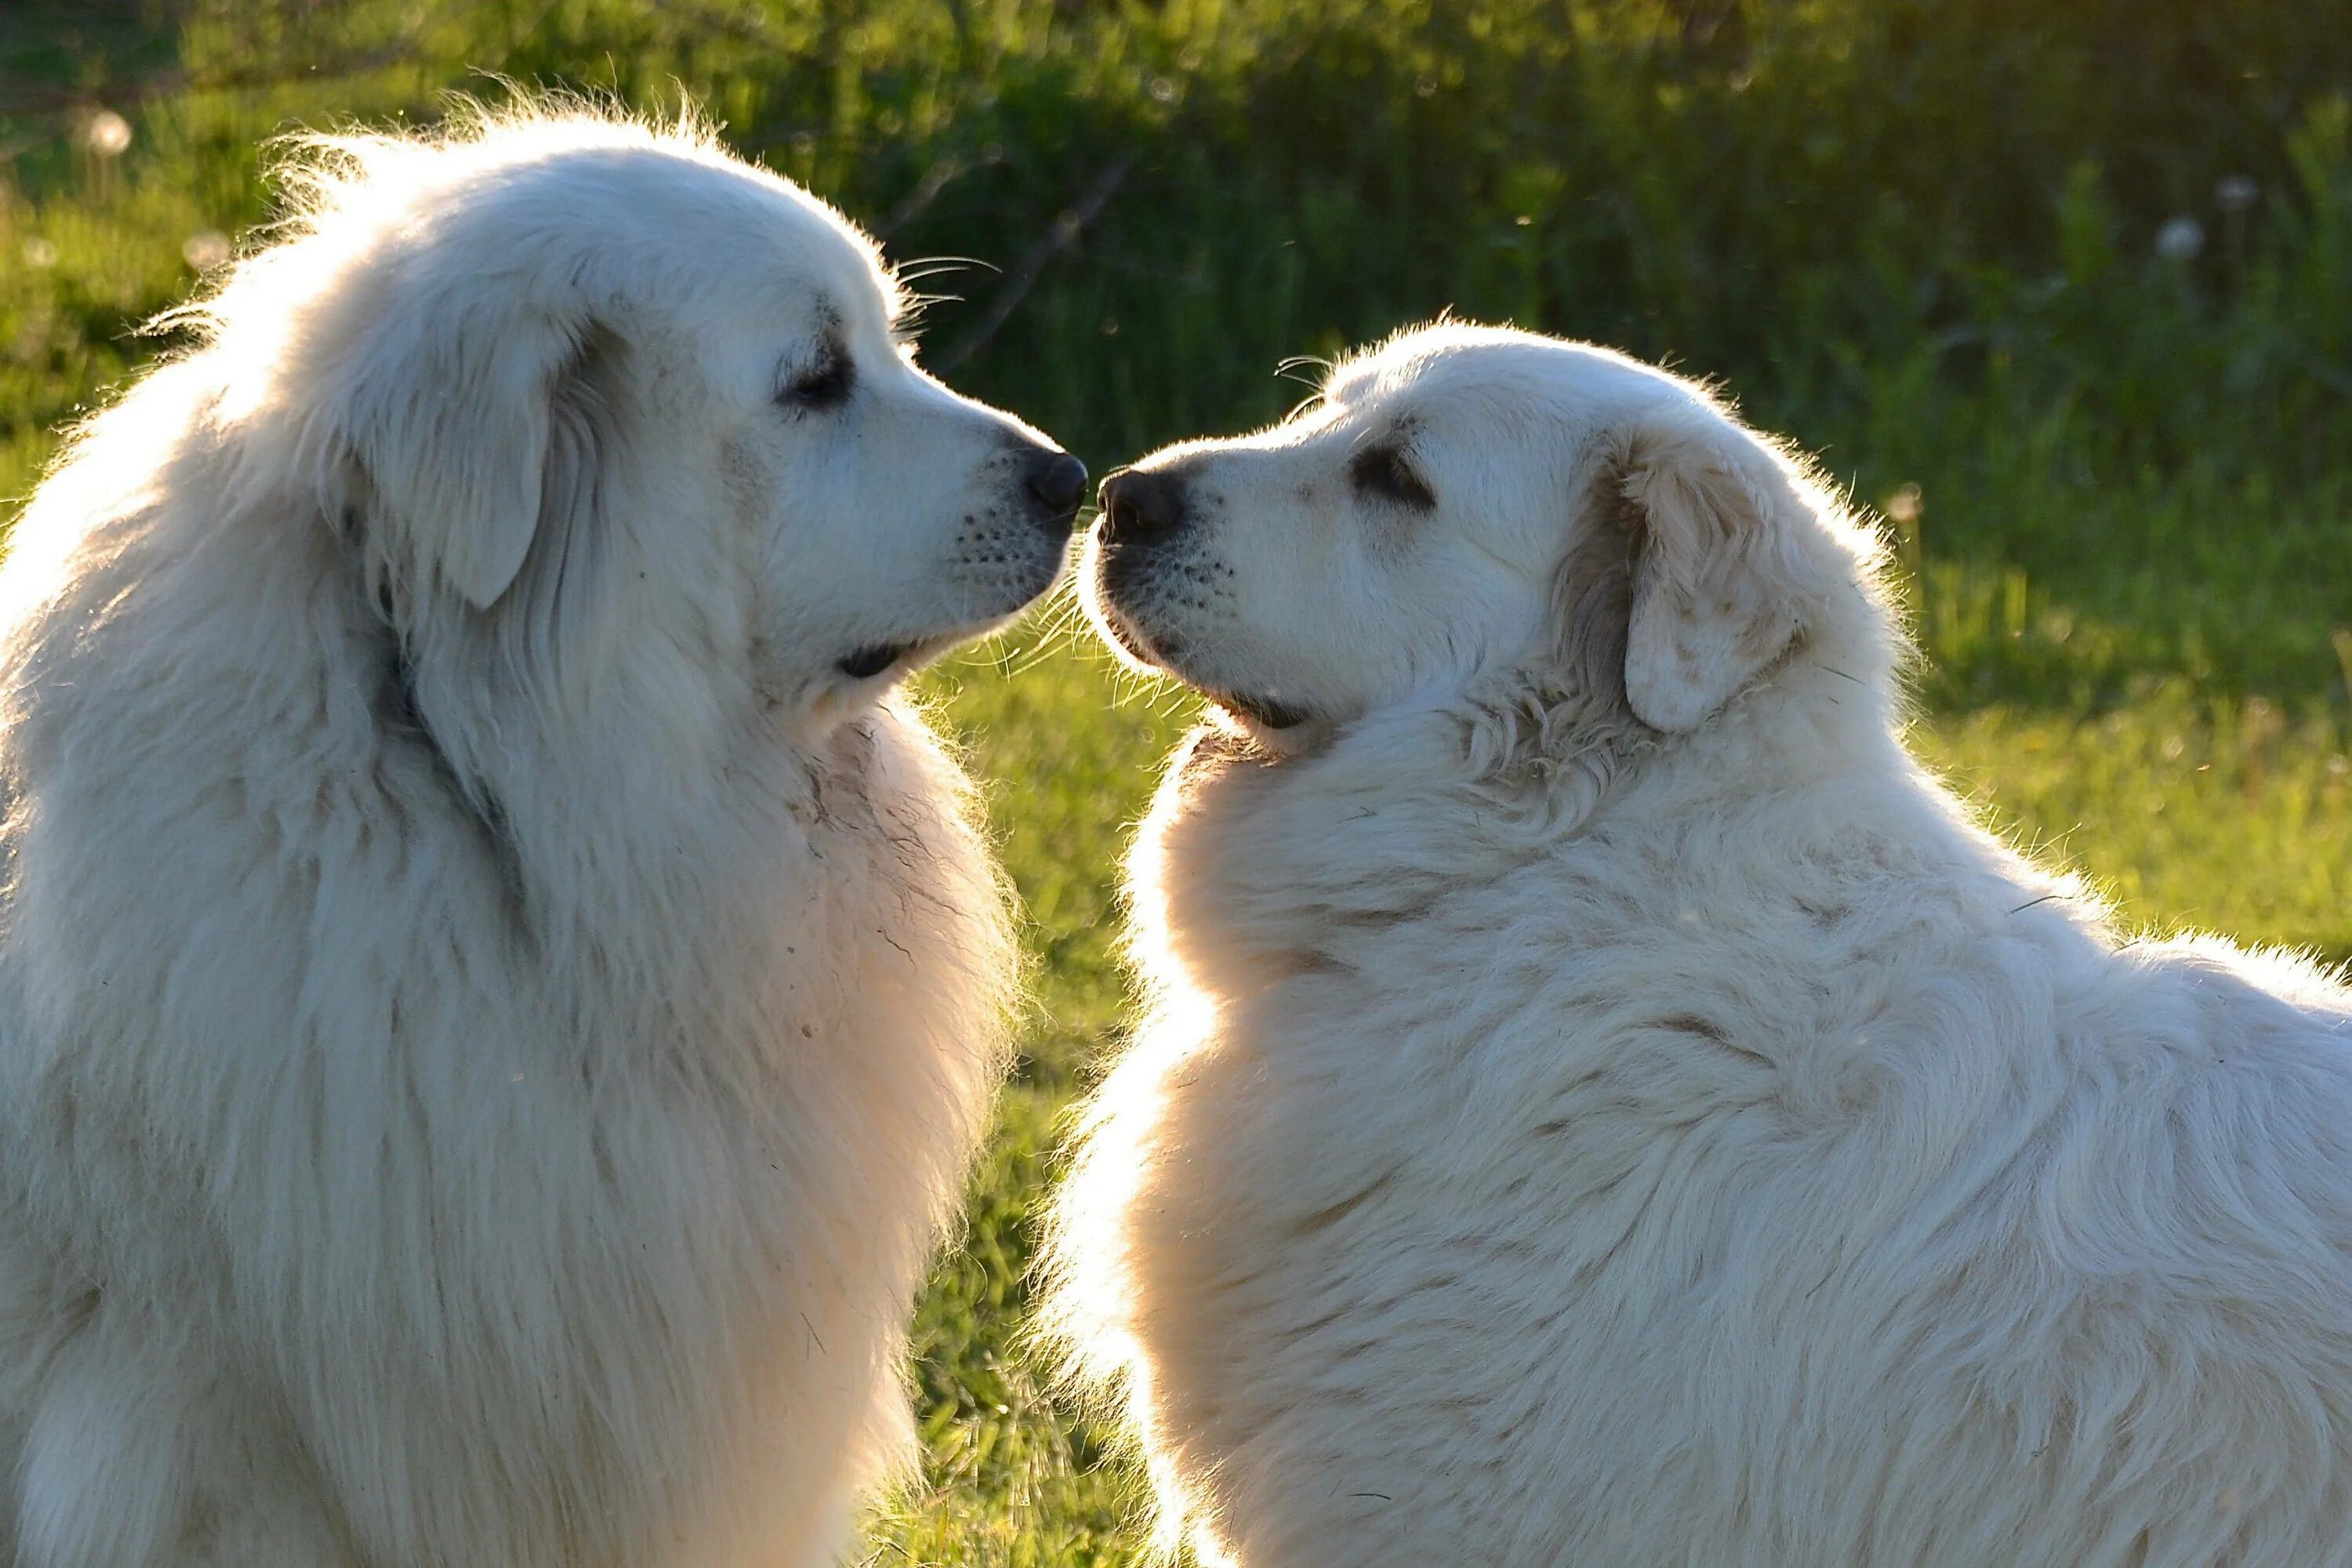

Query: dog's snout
1098 470 1189 546
1020 448 1089 528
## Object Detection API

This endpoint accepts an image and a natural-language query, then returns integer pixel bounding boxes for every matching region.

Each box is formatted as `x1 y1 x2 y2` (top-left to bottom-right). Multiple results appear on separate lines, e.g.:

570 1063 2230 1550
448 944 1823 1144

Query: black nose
1022 448 1088 522
1098 469 1188 544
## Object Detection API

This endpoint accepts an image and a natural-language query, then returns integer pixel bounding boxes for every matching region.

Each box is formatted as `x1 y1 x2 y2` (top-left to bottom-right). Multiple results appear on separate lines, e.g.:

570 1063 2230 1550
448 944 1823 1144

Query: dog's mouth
1086 572 1316 738
837 641 915 680
1216 691 1310 731
836 633 956 681
835 546 1076 686
1098 607 1315 734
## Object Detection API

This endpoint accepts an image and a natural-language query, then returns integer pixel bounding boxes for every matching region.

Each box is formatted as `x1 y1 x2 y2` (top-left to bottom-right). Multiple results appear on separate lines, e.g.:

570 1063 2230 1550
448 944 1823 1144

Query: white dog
1047 322 2352 1567
0 106 1083 1567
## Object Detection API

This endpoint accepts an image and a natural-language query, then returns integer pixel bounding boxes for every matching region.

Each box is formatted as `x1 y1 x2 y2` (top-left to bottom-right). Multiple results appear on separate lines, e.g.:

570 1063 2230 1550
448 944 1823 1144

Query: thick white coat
0 107 1062 1567
1051 325 2352 1567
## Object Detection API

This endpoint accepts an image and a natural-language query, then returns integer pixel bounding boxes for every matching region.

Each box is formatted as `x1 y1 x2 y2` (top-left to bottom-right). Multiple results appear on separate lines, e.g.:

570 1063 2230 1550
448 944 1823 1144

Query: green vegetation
2 2 2347 1561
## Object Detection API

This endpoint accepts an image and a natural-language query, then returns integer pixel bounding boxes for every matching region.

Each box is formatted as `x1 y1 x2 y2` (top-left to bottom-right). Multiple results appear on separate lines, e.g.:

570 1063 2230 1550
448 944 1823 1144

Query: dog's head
1086 323 1885 755
213 108 1080 732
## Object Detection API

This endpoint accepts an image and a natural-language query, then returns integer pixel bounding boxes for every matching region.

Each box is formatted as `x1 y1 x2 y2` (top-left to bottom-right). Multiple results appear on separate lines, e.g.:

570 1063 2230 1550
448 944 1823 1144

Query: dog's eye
779 351 855 412
1348 443 1436 510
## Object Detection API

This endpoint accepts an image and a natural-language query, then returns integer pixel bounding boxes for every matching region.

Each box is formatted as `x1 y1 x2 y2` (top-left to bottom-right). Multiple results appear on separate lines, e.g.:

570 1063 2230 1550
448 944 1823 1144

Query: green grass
1918 690 2349 952
2 2 2349 1563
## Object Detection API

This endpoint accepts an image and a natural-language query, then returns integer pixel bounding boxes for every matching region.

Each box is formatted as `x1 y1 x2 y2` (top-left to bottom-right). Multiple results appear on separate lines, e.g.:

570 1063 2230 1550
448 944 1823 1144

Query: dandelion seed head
2154 216 2205 263
82 109 132 158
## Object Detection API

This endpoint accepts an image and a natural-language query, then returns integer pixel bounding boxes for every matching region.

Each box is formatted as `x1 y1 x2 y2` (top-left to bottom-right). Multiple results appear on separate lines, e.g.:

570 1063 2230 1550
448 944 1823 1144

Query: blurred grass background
2 1 2347 1561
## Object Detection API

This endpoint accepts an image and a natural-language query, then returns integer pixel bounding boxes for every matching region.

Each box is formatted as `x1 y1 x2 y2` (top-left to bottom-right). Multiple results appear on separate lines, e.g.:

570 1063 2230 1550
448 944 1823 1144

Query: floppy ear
1610 399 1812 732
342 298 610 610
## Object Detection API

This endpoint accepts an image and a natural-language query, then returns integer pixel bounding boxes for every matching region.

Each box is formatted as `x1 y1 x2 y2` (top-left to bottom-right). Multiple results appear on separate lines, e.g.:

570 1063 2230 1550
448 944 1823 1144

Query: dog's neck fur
1131 592 1910 998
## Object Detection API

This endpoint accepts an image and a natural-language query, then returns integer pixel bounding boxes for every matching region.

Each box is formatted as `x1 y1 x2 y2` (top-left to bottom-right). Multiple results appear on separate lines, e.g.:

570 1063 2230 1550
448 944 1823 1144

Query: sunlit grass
1919 689 2350 963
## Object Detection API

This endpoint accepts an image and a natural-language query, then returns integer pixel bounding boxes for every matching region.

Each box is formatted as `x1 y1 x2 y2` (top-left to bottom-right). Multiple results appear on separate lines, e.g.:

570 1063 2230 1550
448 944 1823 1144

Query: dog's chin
836 557 1073 688
835 607 1025 686
1083 588 1169 673
1085 579 1330 757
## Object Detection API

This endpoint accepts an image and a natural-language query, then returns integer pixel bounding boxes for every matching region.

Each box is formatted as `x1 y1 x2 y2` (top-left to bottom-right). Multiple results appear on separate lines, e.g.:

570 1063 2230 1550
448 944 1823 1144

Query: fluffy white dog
0 107 1083 1567
1047 322 2352 1567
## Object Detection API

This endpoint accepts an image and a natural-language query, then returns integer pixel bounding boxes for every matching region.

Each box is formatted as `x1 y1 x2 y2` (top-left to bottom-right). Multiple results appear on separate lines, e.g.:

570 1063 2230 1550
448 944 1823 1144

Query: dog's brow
1346 415 1417 453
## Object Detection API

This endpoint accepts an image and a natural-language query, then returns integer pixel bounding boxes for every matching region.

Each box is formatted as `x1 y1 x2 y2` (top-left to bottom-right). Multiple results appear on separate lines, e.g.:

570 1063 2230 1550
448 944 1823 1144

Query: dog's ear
1607 399 1812 733
343 298 615 612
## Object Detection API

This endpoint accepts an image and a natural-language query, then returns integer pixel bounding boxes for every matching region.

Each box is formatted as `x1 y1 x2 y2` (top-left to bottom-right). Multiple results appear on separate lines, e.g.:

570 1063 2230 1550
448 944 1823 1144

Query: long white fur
0 104 1068 1566
1047 323 2352 1567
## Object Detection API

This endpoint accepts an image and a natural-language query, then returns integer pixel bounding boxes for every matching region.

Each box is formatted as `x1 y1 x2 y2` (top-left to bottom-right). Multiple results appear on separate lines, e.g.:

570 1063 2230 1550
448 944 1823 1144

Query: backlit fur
0 103 1072 1567
1048 323 2352 1567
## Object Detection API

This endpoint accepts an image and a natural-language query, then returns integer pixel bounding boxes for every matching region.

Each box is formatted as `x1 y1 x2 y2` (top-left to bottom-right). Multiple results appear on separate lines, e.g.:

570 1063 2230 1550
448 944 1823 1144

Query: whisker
1004 583 1092 677
894 255 1002 284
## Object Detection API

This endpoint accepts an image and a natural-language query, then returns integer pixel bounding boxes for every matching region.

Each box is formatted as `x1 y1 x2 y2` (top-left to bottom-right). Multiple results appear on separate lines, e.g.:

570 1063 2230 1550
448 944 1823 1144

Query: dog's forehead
1308 355 1539 460
475 140 898 335
1323 327 1679 434
634 154 896 328
740 180 898 327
